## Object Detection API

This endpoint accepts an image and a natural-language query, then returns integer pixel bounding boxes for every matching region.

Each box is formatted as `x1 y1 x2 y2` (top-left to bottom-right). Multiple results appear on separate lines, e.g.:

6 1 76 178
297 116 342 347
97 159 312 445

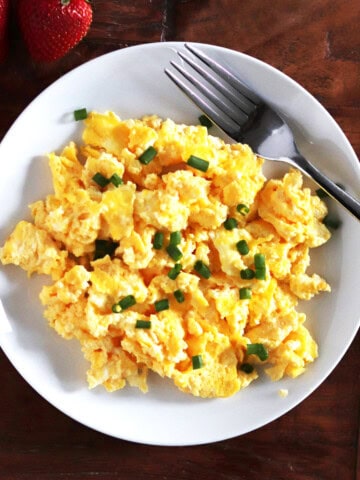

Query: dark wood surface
1 1 359 479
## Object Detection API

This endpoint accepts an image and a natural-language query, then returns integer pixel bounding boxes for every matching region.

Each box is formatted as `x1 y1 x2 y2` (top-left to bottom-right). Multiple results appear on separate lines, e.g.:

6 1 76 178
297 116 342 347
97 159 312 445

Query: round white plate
0 42 359 446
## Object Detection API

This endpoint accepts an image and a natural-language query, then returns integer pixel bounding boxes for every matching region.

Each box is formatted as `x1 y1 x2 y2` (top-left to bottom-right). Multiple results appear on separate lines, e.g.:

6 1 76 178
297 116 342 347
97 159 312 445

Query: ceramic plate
0 42 359 446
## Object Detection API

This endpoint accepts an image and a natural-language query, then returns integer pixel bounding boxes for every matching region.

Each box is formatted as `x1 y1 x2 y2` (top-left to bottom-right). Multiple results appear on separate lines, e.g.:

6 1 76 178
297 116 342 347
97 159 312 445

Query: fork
164 43 360 221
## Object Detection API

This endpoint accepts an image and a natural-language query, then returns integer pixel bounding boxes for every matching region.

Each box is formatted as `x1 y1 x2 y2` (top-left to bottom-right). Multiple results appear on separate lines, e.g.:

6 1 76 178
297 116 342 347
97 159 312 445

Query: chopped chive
112 303 121 313
173 289 185 303
119 295 136 310
187 155 209 172
323 215 341 230
74 108 88 121
194 260 211 279
236 239 250 255
138 146 157 165
239 287 252 300
153 231 164 250
254 253 266 280
155 298 169 312
224 217 238 230
94 239 119 260
166 244 183 261
135 320 151 329
255 268 266 280
92 172 110 188
239 363 254 374
109 173 123 187
240 268 255 280
316 188 329 199
168 263 182 280
192 354 203 370
198 114 213 129
246 343 268 361
254 253 266 269
237 204 250 216
169 231 181 246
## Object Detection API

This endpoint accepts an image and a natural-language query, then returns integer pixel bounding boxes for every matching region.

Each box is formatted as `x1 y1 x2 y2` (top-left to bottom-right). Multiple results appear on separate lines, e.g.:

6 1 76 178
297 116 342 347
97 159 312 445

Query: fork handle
291 153 360 221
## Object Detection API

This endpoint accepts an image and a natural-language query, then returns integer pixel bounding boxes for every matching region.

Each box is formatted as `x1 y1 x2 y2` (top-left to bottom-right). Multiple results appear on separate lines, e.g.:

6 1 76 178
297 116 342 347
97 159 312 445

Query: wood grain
171 0 360 155
0 338 359 479
0 1 359 479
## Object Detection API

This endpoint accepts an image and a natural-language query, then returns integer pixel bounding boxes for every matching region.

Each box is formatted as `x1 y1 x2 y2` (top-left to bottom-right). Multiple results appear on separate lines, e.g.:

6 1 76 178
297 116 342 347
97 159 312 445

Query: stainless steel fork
165 43 360 221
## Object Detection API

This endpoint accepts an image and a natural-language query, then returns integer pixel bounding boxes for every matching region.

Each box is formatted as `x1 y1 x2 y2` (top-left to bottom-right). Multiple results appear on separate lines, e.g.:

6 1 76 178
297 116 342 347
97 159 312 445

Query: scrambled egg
0 112 332 398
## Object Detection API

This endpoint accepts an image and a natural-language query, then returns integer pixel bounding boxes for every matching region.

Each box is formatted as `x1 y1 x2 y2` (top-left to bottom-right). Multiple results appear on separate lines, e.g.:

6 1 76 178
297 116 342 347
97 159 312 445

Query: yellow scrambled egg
0 111 332 398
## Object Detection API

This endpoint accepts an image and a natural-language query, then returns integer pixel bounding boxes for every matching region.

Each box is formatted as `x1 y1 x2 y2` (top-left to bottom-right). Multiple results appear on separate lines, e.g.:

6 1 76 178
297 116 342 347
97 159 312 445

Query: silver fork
165 43 360 221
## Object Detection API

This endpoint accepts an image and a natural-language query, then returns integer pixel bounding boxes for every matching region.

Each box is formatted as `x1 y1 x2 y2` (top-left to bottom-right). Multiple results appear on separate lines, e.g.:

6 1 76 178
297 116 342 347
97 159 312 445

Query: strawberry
18 0 93 62
0 0 10 61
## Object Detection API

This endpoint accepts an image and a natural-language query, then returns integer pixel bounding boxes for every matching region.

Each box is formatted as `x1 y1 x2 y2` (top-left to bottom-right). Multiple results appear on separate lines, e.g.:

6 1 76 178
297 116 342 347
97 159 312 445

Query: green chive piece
94 239 119 260
254 253 266 269
246 343 269 361
109 173 123 187
237 204 250 216
74 108 88 121
92 172 110 188
166 244 183 261
168 263 182 280
254 253 266 280
239 287 252 300
240 268 255 280
236 240 250 255
323 215 341 230
192 354 203 370
138 146 157 165
173 289 185 303
198 114 213 129
119 295 136 310
316 188 329 199
112 303 121 313
255 268 266 280
135 320 151 329
169 231 181 246
224 217 238 230
153 231 164 250
194 260 211 279
187 155 209 172
155 298 169 312
239 363 254 374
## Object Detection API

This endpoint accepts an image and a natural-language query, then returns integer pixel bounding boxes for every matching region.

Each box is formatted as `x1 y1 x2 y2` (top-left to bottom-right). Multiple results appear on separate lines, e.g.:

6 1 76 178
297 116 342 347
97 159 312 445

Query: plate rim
0 41 359 446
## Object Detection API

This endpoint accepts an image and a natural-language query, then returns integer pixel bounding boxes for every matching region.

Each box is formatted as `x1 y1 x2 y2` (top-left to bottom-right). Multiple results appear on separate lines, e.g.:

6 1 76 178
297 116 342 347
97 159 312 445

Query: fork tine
184 43 263 106
169 59 249 126
164 67 242 139
177 50 255 116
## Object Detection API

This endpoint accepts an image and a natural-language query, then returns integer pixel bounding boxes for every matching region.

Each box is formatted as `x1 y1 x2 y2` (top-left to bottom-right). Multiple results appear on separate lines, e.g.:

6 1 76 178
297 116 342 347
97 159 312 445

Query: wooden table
1 1 359 478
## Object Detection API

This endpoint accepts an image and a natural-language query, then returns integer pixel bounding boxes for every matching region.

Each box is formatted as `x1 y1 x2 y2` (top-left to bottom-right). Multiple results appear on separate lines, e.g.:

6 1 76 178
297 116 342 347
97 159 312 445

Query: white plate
0 42 359 446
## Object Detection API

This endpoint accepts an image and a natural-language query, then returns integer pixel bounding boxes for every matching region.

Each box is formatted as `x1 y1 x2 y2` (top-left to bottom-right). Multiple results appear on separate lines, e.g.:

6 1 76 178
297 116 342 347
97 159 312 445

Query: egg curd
0 111 332 398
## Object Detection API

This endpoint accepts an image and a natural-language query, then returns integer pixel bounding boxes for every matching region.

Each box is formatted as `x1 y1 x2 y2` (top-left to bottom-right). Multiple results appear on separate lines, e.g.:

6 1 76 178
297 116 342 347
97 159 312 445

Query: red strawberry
18 0 93 62
0 0 10 61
